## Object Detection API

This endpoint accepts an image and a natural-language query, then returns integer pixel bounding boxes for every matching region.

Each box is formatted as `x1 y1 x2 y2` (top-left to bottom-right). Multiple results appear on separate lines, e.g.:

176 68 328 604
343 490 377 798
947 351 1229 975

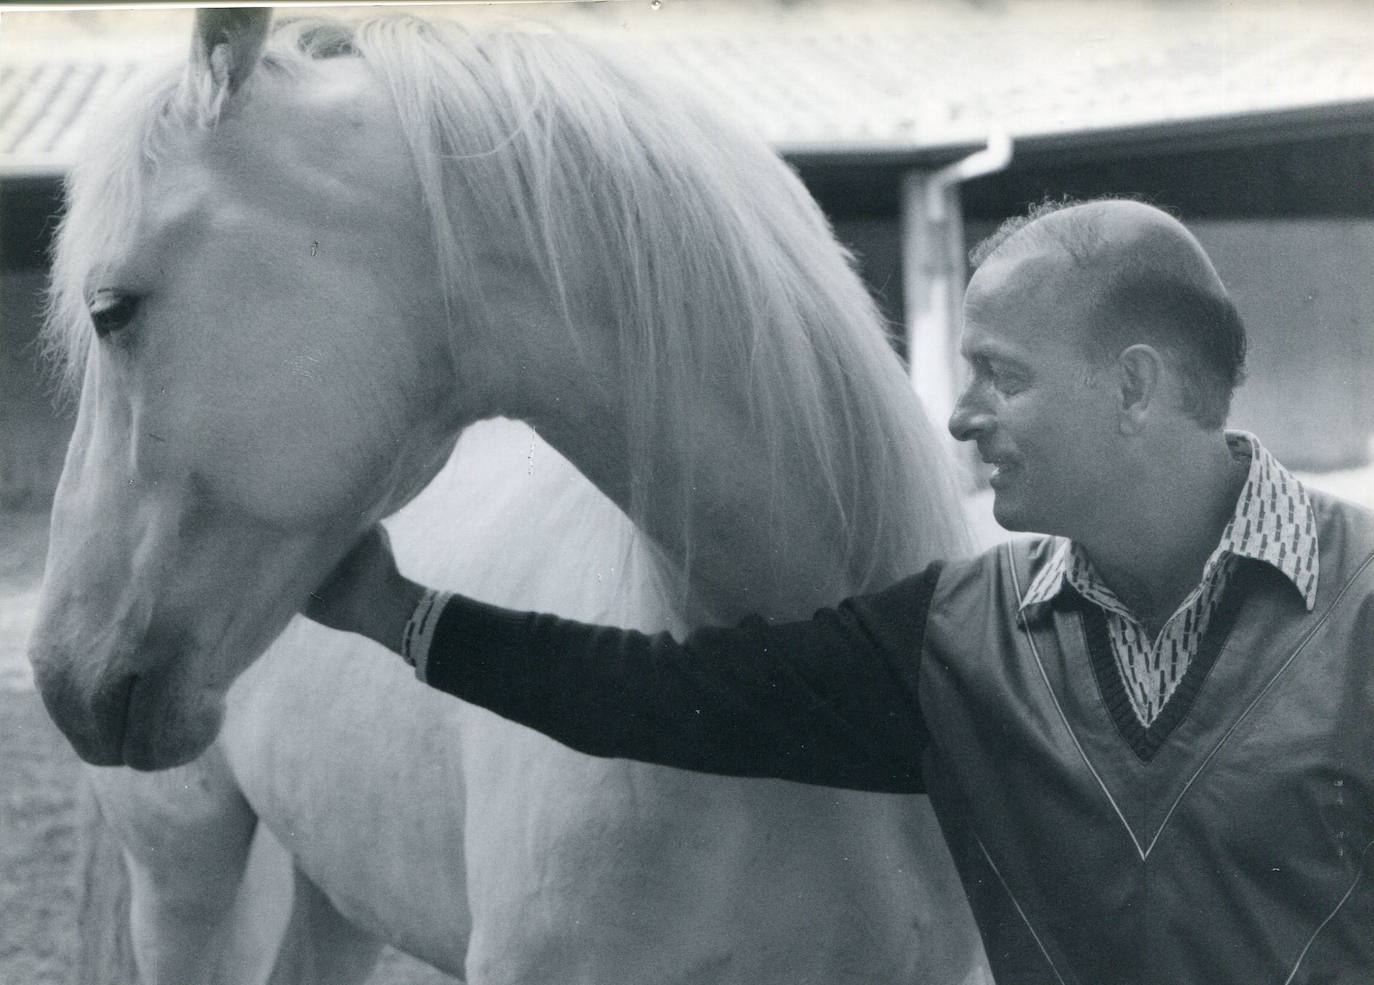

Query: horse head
29 10 464 769
31 9 970 773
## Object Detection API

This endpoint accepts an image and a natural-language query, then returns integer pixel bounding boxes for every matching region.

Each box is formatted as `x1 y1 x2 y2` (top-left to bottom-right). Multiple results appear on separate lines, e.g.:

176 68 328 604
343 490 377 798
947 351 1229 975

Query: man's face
948 249 1122 537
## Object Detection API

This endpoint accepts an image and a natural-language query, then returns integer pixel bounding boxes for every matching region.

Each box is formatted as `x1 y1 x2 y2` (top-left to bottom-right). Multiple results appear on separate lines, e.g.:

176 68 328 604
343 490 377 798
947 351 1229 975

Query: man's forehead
966 246 1080 313
962 248 1092 352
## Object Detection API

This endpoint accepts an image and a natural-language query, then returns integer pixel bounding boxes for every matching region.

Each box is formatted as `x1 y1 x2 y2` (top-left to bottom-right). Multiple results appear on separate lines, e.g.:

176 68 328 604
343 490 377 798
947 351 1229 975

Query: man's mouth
983 458 1018 486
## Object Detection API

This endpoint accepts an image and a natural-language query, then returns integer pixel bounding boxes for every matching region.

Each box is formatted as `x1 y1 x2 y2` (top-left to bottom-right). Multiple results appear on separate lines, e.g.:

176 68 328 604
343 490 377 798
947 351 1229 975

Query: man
305 200 1374 983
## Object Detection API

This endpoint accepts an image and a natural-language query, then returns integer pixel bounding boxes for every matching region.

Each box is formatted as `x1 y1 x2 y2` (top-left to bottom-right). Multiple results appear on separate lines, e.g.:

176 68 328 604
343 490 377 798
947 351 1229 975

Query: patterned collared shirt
1019 431 1320 727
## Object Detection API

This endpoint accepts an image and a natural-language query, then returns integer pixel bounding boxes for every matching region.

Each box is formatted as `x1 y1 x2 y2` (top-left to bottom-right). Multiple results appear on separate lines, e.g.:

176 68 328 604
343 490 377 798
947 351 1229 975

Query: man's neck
1077 432 1246 634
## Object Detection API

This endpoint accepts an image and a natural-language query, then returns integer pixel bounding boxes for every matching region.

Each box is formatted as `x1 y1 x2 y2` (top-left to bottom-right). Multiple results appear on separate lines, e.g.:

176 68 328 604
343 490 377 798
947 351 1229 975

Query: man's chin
990 496 1037 534
991 495 1018 529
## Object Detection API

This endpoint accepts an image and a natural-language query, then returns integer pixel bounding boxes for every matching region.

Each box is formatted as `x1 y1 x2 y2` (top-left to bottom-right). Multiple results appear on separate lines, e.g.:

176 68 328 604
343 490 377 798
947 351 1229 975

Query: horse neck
536 388 844 625
458 259 927 626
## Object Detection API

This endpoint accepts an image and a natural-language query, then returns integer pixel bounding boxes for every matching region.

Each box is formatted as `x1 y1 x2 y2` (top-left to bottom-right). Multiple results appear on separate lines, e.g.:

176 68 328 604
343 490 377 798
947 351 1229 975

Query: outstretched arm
304 527 941 793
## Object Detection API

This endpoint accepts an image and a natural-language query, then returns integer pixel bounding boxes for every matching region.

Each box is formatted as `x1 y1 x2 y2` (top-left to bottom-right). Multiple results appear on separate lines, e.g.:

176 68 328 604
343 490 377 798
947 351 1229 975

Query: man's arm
305 527 941 793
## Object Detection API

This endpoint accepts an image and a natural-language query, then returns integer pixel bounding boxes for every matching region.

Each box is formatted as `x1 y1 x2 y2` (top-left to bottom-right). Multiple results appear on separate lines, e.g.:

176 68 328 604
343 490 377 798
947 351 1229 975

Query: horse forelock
43 68 162 402
41 22 352 405
41 42 270 406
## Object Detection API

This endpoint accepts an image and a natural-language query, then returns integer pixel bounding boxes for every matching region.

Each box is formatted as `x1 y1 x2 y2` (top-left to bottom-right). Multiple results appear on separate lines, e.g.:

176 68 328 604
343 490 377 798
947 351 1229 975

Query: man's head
949 198 1247 537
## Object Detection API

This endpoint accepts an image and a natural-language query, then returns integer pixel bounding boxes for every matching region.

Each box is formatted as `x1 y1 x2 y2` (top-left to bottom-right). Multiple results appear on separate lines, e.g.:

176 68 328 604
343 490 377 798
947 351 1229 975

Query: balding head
969 199 1246 428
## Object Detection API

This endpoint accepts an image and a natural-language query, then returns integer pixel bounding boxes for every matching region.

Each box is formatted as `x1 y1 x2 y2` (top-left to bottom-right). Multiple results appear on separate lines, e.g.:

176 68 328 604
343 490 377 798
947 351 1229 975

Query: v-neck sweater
421 489 1374 984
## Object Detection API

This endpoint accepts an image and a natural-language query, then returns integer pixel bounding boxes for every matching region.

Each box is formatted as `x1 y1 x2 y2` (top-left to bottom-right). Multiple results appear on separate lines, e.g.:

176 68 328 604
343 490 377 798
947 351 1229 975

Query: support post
899 133 1014 431
900 171 966 431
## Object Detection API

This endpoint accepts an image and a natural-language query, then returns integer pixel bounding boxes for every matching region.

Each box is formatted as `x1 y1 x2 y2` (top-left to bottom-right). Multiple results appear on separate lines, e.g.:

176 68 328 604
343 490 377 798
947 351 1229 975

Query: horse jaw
29 390 341 770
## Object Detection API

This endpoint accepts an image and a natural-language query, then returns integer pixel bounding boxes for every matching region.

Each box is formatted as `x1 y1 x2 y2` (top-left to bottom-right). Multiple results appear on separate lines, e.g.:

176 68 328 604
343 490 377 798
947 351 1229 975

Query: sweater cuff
401 589 452 681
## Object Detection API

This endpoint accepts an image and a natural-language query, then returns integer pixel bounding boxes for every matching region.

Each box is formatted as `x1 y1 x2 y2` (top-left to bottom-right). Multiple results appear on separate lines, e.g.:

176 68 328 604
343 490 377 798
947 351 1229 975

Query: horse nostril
43 667 141 767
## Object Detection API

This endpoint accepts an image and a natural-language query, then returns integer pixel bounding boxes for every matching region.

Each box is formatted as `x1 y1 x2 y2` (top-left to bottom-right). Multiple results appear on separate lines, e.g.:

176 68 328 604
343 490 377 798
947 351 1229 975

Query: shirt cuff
401 589 453 682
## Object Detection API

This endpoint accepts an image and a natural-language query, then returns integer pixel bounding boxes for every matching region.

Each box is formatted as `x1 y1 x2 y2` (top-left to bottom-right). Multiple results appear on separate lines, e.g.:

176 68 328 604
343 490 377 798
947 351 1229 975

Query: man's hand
303 525 423 652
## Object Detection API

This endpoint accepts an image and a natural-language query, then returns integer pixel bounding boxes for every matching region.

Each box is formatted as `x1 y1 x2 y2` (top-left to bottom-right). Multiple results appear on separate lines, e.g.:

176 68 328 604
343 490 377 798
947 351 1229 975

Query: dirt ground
0 689 79 984
0 511 46 692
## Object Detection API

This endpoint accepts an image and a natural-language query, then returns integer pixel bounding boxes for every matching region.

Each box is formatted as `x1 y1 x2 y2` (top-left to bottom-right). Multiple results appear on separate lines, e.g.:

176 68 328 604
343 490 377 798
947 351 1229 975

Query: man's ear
1115 344 1165 434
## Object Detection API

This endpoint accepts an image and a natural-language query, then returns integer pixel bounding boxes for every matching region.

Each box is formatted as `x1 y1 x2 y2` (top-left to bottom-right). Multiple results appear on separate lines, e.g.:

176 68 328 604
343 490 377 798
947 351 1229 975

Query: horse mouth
85 670 198 771
113 672 197 772
33 620 233 771
115 674 151 769
125 672 224 772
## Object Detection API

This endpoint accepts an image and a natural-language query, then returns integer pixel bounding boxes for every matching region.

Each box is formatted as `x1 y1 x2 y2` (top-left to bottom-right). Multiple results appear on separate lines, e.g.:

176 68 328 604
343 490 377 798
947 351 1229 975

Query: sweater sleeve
419 564 943 793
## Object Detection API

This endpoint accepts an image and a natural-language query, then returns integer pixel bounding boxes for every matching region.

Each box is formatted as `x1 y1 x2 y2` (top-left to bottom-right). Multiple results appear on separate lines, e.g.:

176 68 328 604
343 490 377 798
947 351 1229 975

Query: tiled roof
654 31 1374 156
3 1 1373 175
613 2 1374 158
1 58 156 168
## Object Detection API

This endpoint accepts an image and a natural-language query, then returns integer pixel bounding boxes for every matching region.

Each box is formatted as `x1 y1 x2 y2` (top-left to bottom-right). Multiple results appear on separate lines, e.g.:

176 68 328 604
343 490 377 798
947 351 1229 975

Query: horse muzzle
29 630 222 771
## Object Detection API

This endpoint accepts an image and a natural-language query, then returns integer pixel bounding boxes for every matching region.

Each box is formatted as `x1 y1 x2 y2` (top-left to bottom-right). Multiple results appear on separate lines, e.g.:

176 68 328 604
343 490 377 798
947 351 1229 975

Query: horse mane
341 16 973 599
44 14 971 618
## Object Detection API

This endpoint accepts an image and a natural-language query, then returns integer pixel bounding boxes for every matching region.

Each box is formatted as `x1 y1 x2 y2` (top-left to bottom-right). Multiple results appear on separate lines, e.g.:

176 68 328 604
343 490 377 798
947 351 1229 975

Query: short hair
969 197 1247 429
969 196 1095 269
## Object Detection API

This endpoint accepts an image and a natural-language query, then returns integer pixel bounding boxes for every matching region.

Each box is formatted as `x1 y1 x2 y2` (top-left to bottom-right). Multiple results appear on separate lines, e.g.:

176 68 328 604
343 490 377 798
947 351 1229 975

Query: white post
900 171 965 430
899 133 1013 428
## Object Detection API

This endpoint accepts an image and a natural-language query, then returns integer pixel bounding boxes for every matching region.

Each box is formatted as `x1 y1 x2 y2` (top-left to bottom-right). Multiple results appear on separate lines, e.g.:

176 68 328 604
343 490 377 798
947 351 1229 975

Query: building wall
2 177 72 510
0 266 70 510
1198 219 1374 470
832 216 906 343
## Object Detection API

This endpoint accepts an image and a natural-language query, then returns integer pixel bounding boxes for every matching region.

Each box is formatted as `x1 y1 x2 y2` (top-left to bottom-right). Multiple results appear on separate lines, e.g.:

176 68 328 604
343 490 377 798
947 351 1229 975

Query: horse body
34 13 987 982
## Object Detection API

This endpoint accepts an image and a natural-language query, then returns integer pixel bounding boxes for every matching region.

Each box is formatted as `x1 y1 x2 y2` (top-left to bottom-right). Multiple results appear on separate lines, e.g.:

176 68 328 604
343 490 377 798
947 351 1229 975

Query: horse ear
190 7 271 98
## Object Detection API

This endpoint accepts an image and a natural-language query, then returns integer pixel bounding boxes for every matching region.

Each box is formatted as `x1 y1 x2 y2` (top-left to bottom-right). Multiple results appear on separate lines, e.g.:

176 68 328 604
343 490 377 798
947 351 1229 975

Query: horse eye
89 291 141 340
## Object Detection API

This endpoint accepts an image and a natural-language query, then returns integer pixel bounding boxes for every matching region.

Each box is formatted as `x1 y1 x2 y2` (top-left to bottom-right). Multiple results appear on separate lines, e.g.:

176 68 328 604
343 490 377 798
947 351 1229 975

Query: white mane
46 14 971 614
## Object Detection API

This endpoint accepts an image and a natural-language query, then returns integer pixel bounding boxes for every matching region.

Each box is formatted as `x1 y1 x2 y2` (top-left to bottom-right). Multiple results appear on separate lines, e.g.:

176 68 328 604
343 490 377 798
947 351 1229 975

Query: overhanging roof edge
781 99 1374 171
5 99 1374 182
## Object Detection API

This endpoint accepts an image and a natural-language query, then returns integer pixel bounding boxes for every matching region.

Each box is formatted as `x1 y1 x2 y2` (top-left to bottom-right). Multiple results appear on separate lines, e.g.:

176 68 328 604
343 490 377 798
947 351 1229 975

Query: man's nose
947 386 992 443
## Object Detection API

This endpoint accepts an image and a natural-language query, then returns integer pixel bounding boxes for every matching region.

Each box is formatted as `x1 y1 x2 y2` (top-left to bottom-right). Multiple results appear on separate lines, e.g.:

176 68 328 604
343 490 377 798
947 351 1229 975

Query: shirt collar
1019 431 1320 612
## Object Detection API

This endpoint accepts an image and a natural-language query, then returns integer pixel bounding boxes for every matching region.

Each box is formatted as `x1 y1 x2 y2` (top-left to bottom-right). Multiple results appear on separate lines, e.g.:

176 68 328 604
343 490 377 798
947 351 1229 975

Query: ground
1 689 78 984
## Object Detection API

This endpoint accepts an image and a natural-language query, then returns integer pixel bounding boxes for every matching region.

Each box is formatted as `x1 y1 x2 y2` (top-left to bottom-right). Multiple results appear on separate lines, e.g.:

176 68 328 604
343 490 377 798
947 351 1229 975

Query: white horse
31 10 987 984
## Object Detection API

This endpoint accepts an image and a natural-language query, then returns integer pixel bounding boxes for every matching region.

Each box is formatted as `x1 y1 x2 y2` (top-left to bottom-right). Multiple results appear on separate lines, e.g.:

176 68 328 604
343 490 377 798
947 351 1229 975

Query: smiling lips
981 454 1019 487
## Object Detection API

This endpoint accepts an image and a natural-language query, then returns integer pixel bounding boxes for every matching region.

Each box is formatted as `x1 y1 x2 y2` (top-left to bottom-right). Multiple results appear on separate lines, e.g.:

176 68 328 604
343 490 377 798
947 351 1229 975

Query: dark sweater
422 565 943 793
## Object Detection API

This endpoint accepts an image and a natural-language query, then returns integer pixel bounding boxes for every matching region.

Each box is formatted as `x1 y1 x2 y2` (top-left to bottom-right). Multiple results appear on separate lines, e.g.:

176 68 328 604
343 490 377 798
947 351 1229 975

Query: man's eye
89 291 142 339
991 370 1024 394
